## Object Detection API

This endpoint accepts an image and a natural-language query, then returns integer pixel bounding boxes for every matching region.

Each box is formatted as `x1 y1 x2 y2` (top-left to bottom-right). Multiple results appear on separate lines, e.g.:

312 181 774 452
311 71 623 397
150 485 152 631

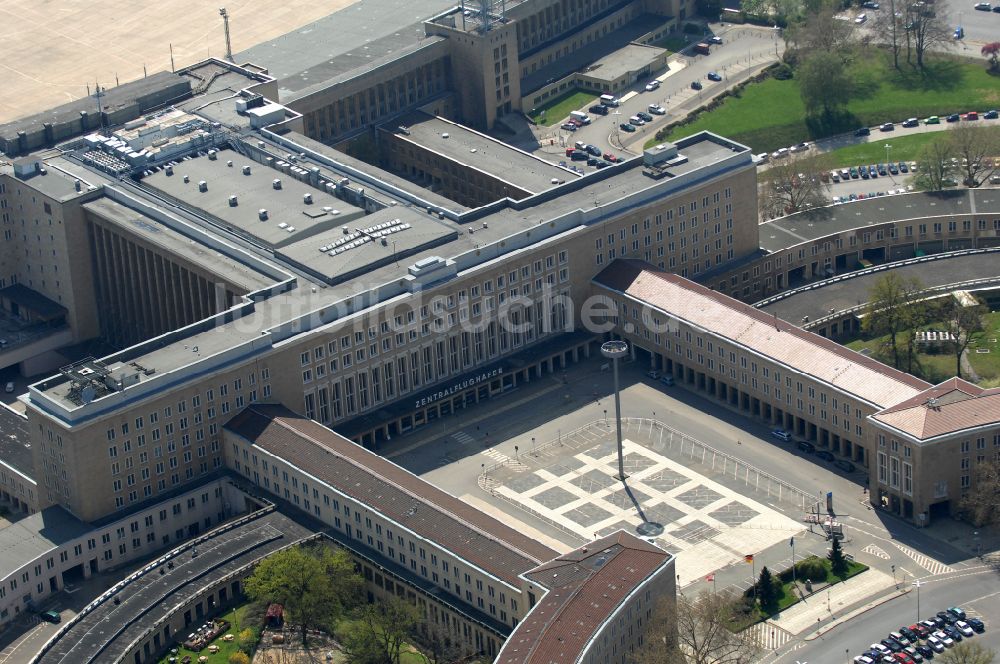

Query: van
589 104 610 116
771 429 792 442
569 110 591 124
600 94 620 107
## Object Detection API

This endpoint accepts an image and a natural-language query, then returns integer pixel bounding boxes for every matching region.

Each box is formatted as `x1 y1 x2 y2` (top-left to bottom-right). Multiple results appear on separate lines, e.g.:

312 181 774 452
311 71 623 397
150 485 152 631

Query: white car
871 644 892 656
955 621 974 637
855 657 874 664
926 636 945 653
3 382 13 394
645 80 660 92
933 631 955 647
648 104 666 115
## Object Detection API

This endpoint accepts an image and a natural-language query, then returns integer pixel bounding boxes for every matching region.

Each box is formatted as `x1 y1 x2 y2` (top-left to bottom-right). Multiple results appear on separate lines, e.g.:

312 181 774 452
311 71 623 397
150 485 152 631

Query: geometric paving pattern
491 438 802 585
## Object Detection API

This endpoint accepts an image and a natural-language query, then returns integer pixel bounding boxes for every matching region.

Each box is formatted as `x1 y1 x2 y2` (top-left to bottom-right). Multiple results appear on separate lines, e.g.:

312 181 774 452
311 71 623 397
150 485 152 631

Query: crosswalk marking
452 431 475 446
482 448 510 463
747 621 793 650
892 542 954 576
863 544 891 560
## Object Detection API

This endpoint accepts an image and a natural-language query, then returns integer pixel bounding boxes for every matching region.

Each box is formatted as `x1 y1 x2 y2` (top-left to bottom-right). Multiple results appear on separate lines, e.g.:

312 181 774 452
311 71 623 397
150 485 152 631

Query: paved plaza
486 430 804 586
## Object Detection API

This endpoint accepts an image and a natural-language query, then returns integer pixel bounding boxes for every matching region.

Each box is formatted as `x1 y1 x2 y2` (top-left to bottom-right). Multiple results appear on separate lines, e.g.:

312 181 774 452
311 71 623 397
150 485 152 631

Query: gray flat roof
585 43 667 83
392 113 578 194
1 157 100 203
143 149 366 249
277 206 456 282
521 14 666 94
0 405 32 478
756 250 1000 325
759 190 1000 253
0 506 90 581
236 0 455 101
83 198 277 293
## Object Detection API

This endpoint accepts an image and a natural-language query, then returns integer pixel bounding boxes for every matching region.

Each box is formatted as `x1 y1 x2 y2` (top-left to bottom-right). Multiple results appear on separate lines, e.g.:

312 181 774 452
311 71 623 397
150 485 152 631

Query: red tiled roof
872 378 1000 440
593 260 929 409
495 531 671 664
225 405 557 586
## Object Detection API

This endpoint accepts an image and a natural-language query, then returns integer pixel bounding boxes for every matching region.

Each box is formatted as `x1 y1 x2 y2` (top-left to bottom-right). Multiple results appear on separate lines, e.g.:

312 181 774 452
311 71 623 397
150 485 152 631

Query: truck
569 110 591 125
693 42 711 55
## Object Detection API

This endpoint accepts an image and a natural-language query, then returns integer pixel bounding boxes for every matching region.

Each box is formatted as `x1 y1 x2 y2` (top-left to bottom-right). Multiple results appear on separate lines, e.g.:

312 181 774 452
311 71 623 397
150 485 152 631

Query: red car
603 153 618 162
965 111 979 120
894 653 915 664
910 624 930 639
565 148 575 157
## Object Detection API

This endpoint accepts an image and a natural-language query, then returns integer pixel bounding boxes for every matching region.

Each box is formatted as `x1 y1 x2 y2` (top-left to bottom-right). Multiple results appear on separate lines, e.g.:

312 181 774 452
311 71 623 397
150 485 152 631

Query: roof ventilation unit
207 150 217 160
226 160 233 167
182 175 189 183
258 209 268 221
242 165 251 175
165 165 174 176
303 193 313 204
272 178 282 190
198 180 208 192
228 195 238 207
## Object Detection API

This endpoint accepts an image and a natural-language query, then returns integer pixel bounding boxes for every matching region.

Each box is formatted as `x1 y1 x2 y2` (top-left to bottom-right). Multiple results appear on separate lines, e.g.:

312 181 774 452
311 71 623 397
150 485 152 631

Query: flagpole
752 556 757 604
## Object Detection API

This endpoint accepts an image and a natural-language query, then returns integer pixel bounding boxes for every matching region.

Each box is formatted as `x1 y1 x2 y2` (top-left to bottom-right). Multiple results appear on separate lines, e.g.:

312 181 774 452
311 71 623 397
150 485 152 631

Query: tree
758 152 832 219
228 653 251 664
798 52 854 119
940 295 986 379
632 589 761 664
785 3 855 59
236 627 257 655
948 124 1000 188
937 641 996 664
983 42 1000 72
243 545 363 646
340 597 421 664
915 135 958 191
905 9 950 69
959 459 1000 527
415 621 469 664
875 0 904 68
828 537 849 578
756 567 778 612
862 273 924 369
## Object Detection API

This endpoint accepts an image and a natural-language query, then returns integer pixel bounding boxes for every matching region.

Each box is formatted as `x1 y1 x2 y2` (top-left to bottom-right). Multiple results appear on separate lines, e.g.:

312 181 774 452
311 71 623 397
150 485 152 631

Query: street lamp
514 445 519 461
885 143 892 166
914 579 921 621
601 340 629 481
531 436 536 455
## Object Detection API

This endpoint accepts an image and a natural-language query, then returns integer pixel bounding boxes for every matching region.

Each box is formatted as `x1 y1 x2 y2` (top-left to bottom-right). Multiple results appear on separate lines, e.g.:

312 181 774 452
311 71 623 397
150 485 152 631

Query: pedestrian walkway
863 543 891 560
766 568 895 635
747 622 794 651
482 448 511 464
451 431 475 446
891 541 954 576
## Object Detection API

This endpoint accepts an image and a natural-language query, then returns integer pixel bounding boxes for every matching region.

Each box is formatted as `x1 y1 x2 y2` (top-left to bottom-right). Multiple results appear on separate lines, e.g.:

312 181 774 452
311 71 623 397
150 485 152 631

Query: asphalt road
532 24 785 160
773 565 1000 664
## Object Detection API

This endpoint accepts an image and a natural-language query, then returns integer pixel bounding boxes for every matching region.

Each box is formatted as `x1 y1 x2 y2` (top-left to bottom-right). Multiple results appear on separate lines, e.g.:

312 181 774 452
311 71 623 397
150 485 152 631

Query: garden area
527 89 596 126
653 53 1000 153
732 540 868 629
846 310 1000 386
156 605 257 664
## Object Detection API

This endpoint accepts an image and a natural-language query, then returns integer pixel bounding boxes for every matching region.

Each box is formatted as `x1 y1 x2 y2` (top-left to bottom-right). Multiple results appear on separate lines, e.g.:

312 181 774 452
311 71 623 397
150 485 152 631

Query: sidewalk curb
802 586 911 641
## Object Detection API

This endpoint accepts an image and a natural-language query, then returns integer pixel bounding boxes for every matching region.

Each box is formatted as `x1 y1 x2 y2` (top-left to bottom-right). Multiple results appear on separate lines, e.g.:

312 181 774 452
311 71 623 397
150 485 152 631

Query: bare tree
959 458 1000 528
905 7 950 68
785 2 855 60
940 294 986 379
915 135 958 191
862 273 925 370
948 124 1000 187
632 590 760 664
758 152 832 219
937 641 996 664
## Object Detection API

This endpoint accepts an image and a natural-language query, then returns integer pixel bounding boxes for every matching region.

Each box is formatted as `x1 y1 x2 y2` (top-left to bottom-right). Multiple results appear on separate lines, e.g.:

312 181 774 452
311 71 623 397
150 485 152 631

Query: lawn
156 604 257 664
650 34 688 52
527 89 597 126
844 310 1000 385
819 131 940 168
658 53 1000 152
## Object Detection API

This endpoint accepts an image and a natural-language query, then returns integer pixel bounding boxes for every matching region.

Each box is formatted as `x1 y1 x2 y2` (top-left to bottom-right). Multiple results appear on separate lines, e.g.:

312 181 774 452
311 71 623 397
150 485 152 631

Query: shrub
683 22 702 34
228 652 250 664
795 557 828 582
772 63 794 80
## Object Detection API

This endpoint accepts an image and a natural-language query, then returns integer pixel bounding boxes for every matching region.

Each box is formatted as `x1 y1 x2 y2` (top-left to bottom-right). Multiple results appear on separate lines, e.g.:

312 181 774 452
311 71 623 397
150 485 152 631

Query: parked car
889 163 899 175
585 144 603 156
925 636 945 652
691 80 703 90
40 610 61 623
943 626 962 642
916 645 934 659
974 2 991 10
619 122 636 132
947 607 967 621
925 115 940 124
985 110 999 119
882 638 904 653
855 126 871 136
629 115 645 126
647 370 661 379
965 111 979 120
815 450 835 462
880 122 895 131
890 632 911 647
648 104 666 115
903 646 923 662
771 429 792 442
660 375 675 386
966 618 985 633
707 71 722 82
899 161 909 173
645 79 660 91
902 117 919 127
836 459 856 472
637 111 654 122
603 152 619 162
850 167 860 178
4 382 13 394
797 440 817 453
560 122 577 131
709 35 723 43
946 113 961 122
872 644 893 657
994 4 1000 10
955 622 974 638
937 611 958 625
